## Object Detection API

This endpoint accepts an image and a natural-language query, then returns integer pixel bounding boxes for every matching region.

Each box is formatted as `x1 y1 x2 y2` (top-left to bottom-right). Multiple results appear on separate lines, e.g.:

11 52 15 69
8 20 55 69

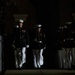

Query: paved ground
1 69 75 75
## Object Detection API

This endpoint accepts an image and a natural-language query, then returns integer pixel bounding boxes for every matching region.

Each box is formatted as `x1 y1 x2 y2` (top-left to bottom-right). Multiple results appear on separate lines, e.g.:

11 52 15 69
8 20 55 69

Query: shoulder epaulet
15 25 19 28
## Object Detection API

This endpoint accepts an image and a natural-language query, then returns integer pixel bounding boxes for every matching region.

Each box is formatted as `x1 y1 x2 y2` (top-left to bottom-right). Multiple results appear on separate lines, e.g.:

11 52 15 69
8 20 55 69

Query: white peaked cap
37 24 42 27
19 19 24 23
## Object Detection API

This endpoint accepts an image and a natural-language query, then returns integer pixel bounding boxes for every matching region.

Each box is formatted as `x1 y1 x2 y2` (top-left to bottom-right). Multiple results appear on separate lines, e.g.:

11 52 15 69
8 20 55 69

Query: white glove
26 45 29 48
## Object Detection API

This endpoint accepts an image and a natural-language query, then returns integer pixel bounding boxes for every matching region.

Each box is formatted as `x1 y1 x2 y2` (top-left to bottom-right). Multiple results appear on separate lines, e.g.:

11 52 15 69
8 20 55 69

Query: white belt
39 41 42 43
66 38 74 40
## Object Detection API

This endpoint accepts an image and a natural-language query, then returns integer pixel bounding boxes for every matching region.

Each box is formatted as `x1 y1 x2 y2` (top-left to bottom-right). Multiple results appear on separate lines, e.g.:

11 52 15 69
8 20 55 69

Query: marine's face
19 22 23 28
38 27 41 32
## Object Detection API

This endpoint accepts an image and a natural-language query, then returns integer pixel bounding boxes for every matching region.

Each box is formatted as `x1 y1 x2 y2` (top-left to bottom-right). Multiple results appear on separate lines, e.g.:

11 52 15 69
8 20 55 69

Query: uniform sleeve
12 27 16 44
43 33 46 48
26 31 30 46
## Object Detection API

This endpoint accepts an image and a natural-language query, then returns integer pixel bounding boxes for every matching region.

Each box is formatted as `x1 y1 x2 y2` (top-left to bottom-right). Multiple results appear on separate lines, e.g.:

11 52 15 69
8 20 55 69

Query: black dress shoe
18 67 22 70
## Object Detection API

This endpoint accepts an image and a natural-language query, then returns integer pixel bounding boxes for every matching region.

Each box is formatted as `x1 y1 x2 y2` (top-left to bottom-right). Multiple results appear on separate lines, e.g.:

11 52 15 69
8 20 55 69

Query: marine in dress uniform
12 19 29 69
31 24 46 68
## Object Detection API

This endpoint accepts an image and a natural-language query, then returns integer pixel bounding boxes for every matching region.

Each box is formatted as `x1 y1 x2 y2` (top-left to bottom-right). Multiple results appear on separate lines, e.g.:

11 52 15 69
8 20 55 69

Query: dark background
0 0 75 69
